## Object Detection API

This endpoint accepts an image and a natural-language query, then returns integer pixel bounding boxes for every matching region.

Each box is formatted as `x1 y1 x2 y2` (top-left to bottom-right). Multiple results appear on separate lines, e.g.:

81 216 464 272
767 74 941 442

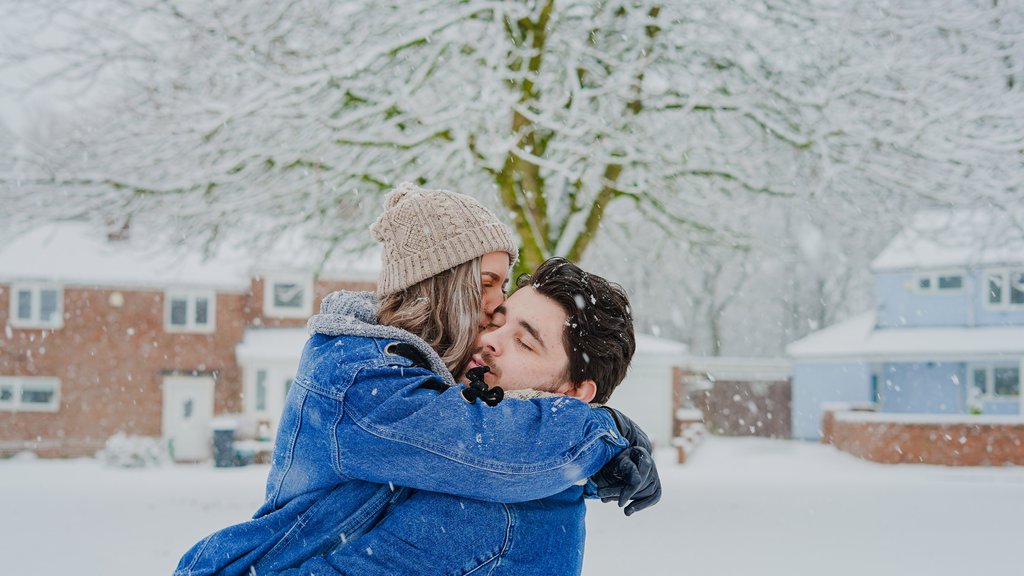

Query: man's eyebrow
518 319 546 350
493 304 507 316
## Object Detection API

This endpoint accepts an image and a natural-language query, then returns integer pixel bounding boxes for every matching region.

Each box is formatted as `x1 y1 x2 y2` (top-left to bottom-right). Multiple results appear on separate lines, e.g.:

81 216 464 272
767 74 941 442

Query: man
275 257 659 575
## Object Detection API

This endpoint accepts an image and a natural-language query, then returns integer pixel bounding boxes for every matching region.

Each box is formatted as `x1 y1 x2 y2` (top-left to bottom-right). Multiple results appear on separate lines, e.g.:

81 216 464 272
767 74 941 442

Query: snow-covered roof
787 311 1024 361
871 209 1024 272
0 222 380 290
246 228 381 281
0 223 251 290
635 333 688 357
236 327 310 363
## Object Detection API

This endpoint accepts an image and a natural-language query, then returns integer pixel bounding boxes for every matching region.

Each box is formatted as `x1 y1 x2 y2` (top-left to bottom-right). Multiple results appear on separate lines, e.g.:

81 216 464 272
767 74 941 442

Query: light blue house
787 210 1024 440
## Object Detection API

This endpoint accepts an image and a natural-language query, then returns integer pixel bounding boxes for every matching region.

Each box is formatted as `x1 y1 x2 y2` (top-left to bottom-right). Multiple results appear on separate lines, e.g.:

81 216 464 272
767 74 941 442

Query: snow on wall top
871 209 1024 272
0 222 381 290
678 356 793 381
833 411 1024 425
634 333 689 357
787 311 1024 360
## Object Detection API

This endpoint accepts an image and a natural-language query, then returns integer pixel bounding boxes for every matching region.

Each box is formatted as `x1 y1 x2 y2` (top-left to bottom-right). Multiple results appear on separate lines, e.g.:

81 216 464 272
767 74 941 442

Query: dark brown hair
516 257 635 403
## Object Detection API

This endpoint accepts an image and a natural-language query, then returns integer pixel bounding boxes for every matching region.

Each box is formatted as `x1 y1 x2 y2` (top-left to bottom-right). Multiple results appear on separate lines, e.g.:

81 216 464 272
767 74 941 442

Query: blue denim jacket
175 331 627 575
276 486 592 576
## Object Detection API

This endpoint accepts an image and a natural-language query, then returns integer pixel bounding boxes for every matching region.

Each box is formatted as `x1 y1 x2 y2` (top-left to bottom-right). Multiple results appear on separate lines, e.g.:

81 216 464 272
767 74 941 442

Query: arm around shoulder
333 362 628 502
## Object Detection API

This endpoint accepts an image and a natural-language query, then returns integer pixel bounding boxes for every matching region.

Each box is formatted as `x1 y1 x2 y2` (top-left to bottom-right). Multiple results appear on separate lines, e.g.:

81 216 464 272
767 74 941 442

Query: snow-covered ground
3 436 1022 575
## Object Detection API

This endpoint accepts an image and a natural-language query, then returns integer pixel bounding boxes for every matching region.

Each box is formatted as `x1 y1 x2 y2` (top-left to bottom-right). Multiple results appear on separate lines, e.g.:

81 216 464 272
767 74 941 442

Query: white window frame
254 368 268 412
968 363 1021 402
0 376 61 412
243 364 296 437
263 275 313 319
164 290 217 333
912 270 966 295
8 283 64 329
983 268 1024 310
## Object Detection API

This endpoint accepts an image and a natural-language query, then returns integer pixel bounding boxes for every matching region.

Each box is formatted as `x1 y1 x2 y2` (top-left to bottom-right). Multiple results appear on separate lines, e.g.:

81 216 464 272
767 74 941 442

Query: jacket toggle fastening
462 366 504 406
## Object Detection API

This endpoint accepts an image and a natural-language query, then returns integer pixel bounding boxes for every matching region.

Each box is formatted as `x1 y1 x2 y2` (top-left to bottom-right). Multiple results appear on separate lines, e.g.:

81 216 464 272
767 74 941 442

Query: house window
8 284 63 329
913 272 964 295
247 369 292 417
969 364 1020 400
0 377 61 412
994 367 1021 397
937 275 963 290
263 275 312 319
985 270 1024 309
165 290 216 333
255 369 268 411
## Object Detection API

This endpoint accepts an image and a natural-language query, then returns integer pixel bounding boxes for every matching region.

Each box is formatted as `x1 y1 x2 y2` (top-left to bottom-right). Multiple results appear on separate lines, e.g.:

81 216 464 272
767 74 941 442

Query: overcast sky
0 12 75 139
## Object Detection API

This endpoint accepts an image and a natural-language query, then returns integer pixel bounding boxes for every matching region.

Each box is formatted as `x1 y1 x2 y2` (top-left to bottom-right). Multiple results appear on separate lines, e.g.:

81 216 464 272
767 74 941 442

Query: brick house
0 223 376 459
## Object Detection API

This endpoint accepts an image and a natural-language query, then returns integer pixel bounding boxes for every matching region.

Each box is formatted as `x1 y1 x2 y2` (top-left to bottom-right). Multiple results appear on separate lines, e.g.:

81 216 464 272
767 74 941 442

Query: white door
244 364 297 438
1019 358 1024 416
162 376 215 461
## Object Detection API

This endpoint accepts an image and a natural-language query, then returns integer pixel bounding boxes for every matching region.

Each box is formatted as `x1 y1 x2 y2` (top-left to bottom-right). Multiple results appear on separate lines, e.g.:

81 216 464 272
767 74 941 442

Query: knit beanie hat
370 182 519 296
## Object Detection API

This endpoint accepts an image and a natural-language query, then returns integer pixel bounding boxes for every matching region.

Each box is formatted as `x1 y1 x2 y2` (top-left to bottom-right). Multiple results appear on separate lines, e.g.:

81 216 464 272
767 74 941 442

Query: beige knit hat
370 182 519 296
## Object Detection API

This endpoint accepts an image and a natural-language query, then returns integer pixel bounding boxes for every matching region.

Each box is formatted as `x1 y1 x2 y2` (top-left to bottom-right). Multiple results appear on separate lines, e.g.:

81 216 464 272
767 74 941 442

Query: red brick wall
0 277 376 457
248 277 375 328
684 377 791 438
822 408 1024 466
0 286 248 457
314 280 377 312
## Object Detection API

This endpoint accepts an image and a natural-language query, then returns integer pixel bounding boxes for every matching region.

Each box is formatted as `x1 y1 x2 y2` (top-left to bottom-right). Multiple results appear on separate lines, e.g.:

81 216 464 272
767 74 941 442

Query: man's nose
477 326 501 354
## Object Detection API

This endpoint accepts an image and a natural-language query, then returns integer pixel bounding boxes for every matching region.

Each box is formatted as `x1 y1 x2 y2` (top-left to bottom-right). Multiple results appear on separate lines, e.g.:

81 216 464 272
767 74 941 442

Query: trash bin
210 417 239 467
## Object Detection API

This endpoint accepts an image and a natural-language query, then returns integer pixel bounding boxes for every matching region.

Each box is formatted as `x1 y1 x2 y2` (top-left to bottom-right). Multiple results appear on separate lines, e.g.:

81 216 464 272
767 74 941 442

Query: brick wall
249 277 376 327
822 407 1024 466
1 286 248 457
683 376 791 438
0 277 375 457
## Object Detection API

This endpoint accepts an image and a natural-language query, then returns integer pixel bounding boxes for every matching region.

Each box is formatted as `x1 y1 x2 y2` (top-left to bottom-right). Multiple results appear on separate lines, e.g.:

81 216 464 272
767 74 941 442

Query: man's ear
563 379 597 403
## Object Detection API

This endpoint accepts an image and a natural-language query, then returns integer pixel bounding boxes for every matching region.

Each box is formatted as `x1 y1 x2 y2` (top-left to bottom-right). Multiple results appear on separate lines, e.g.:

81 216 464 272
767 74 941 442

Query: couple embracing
176 182 662 575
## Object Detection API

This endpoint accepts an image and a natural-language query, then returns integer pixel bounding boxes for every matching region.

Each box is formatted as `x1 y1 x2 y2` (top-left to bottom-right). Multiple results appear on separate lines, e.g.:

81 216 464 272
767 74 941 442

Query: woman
175 183 650 576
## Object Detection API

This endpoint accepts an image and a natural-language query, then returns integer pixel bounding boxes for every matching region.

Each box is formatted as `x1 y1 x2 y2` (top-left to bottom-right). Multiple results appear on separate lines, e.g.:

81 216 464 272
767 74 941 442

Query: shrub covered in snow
96 433 168 468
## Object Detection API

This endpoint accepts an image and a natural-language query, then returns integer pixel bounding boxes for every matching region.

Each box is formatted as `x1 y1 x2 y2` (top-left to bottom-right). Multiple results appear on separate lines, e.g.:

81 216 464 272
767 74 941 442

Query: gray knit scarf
307 290 457 388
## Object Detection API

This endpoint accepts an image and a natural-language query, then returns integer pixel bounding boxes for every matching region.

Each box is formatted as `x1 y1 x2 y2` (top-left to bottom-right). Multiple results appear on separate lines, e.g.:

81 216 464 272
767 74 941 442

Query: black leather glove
592 407 662 516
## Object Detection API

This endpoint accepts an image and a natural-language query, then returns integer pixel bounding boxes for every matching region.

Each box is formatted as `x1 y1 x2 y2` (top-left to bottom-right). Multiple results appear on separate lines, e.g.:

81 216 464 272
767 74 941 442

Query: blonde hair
377 257 482 377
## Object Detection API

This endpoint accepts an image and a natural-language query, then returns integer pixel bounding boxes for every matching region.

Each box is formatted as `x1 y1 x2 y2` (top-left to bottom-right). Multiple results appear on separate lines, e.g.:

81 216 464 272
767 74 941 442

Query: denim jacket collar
306 290 456 387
